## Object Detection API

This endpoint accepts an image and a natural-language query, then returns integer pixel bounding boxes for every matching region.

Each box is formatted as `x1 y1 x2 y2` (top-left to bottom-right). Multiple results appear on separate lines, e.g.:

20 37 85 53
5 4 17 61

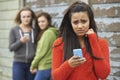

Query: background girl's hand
30 68 37 74
86 28 94 35
68 56 86 68
20 37 29 43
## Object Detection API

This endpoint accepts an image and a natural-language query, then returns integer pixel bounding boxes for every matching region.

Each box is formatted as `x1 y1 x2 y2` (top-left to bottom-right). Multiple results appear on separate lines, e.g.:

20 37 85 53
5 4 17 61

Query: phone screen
73 49 82 58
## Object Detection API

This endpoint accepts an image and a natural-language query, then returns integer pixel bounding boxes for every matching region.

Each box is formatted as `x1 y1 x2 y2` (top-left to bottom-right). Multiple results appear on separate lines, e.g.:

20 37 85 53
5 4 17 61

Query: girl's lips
77 29 84 32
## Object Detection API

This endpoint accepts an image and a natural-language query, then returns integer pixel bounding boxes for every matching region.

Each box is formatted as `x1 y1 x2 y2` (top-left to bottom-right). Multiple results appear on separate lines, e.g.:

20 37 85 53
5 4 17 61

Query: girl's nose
78 23 82 28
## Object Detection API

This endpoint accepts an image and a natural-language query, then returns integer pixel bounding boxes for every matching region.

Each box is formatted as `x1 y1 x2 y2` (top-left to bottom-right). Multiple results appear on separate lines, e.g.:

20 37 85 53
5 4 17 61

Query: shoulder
98 38 108 43
10 26 19 32
45 27 57 33
11 26 19 30
53 37 63 47
44 29 53 34
43 27 58 37
88 33 108 45
98 38 108 46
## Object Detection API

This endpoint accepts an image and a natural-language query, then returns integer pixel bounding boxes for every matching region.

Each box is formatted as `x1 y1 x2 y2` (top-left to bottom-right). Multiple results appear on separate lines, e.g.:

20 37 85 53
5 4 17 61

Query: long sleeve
52 38 74 80
9 28 23 51
31 30 57 69
88 33 110 79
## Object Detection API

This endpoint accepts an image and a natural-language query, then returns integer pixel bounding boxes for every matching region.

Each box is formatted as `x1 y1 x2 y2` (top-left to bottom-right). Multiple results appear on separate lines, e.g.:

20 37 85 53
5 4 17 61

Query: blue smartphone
73 49 83 58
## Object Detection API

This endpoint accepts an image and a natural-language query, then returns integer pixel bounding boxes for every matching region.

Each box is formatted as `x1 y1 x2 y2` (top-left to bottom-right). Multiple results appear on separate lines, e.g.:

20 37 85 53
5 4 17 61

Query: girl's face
20 10 32 26
38 16 49 30
71 12 90 37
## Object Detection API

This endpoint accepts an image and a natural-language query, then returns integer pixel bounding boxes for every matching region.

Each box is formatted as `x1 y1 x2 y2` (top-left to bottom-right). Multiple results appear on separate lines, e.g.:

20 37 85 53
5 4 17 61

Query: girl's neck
78 36 85 48
20 23 30 28
19 24 31 32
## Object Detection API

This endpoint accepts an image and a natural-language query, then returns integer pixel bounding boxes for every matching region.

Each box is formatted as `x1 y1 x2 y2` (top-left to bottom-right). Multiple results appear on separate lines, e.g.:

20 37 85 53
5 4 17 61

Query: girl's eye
73 20 79 25
27 16 30 18
81 20 87 24
22 16 25 18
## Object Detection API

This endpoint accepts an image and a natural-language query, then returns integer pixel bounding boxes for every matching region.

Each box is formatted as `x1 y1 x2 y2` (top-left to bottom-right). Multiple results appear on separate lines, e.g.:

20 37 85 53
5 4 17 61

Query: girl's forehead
71 12 88 19
21 10 31 15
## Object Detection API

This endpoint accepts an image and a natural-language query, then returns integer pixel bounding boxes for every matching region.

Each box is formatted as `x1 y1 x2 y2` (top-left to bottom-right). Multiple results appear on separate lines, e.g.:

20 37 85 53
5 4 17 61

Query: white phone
24 33 30 39
73 49 83 58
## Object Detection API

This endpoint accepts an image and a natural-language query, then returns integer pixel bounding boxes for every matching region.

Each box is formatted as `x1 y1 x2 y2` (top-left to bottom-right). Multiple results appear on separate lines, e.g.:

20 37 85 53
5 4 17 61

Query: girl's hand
30 68 37 74
86 28 95 35
68 56 86 68
20 37 29 43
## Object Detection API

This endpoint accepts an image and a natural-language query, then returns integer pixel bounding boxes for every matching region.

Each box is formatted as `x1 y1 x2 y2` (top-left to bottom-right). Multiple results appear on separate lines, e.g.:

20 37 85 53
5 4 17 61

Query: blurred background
0 0 120 80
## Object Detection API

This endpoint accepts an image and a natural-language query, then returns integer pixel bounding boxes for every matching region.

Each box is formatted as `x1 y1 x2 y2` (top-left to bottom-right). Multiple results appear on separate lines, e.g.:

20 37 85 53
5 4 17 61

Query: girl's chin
23 23 30 26
77 34 85 37
40 28 46 30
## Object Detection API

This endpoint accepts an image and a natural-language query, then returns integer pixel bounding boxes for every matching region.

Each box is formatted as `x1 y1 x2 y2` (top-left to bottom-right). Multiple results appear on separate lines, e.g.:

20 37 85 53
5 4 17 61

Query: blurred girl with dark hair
30 12 58 80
